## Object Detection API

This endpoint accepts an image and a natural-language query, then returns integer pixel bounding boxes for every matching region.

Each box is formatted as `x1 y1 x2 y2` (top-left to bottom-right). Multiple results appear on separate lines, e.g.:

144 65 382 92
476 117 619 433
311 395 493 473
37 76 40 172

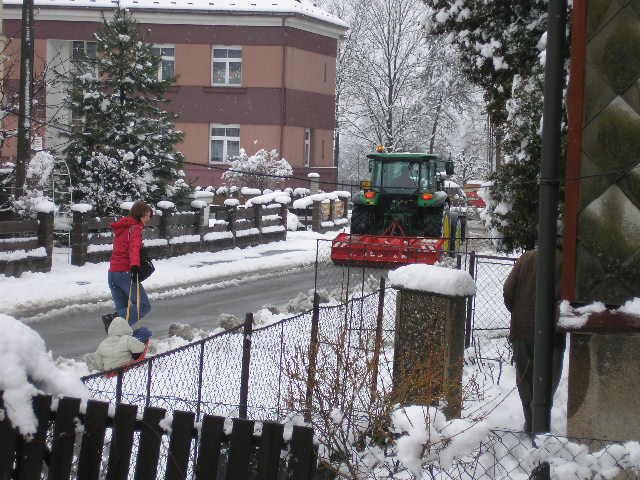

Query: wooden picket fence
0 393 316 480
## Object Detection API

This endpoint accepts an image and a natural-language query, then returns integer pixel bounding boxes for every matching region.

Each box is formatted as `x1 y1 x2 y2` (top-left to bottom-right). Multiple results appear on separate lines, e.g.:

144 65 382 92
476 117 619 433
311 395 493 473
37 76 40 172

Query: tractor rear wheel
448 212 463 255
422 206 444 237
351 205 372 234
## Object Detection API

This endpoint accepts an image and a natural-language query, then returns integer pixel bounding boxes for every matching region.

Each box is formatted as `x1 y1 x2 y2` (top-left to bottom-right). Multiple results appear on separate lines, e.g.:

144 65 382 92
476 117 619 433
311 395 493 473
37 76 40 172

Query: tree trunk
429 99 443 154
15 0 35 198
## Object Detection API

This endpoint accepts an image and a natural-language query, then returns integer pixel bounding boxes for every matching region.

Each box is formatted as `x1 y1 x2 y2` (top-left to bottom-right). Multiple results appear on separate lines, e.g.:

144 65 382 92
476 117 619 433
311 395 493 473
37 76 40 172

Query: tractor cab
358 152 454 209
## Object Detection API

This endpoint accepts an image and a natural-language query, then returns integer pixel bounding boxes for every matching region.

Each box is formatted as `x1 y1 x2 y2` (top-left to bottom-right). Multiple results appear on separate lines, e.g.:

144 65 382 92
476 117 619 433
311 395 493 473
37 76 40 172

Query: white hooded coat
87 317 145 371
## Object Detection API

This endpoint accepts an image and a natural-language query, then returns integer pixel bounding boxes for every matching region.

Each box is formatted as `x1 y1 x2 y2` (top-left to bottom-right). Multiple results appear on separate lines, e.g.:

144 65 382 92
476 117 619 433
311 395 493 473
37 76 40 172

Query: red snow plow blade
330 233 445 268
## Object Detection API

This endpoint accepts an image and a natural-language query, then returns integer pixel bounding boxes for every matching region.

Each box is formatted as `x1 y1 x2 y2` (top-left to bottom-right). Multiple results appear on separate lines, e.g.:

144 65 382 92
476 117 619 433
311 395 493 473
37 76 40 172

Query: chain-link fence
425 429 640 479
82 286 394 422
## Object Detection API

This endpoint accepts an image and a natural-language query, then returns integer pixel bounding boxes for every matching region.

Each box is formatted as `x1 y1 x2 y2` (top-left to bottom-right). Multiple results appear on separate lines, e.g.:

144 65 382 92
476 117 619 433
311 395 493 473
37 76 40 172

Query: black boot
102 312 118 333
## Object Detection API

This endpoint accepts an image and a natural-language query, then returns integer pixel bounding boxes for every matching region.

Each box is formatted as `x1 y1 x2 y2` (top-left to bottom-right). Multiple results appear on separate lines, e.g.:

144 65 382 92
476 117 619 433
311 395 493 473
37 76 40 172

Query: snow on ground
0 230 339 320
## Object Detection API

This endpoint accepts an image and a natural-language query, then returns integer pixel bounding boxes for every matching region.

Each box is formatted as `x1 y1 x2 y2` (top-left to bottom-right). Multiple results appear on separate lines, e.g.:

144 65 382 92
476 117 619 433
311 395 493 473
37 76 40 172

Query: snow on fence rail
70 201 288 266
0 212 54 277
289 191 350 233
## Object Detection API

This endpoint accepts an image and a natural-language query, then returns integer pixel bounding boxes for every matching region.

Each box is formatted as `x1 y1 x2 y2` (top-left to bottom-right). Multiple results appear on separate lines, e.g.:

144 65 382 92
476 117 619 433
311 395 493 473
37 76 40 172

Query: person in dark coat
503 249 565 433
103 200 153 343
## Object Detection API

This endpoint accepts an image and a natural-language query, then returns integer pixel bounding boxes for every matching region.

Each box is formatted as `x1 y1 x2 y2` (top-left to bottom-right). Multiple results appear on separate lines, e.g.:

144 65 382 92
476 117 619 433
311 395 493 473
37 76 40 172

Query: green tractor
331 152 463 268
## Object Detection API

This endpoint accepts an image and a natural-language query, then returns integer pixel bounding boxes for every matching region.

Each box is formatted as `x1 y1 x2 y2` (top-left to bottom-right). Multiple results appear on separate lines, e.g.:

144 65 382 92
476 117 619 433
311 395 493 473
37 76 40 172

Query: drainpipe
532 0 566 435
279 17 287 159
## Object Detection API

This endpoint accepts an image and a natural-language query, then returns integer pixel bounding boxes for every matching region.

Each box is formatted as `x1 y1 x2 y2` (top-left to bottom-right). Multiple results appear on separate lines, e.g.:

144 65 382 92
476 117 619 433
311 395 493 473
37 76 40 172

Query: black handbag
139 249 155 282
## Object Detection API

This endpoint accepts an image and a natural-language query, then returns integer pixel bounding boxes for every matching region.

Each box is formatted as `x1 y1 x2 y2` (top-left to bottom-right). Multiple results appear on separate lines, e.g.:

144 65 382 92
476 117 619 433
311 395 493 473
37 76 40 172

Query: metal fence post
196 342 205 420
304 293 321 422
145 358 152 408
115 371 123 404
456 253 462 270
239 313 253 419
370 277 386 400
465 251 477 348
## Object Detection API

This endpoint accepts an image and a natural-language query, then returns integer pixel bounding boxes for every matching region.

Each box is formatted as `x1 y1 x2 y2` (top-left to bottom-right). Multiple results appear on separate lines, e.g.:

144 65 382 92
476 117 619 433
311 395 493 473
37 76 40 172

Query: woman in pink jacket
103 200 153 342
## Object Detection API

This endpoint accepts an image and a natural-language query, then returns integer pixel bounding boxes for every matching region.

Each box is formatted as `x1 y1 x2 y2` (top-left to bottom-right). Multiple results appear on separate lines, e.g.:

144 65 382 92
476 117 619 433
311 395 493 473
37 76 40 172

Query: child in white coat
86 316 146 372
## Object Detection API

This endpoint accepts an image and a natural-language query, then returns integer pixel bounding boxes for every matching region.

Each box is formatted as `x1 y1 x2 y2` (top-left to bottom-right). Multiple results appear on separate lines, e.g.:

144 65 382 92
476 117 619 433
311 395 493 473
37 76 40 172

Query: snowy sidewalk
0 231 339 320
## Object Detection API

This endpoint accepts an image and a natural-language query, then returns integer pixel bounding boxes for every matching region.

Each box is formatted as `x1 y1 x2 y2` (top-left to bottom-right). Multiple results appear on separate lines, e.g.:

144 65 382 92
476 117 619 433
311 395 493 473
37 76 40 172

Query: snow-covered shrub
166 176 194 210
222 149 292 190
11 151 58 217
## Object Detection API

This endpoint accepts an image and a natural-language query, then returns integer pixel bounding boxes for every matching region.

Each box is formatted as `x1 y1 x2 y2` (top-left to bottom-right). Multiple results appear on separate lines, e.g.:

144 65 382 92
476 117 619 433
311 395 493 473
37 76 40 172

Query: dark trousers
107 271 152 342
511 335 565 433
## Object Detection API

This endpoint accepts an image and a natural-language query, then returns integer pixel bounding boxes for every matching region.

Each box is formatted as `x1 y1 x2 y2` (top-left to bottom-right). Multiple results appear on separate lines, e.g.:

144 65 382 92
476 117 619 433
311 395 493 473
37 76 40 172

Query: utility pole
532 0 566 436
15 0 35 198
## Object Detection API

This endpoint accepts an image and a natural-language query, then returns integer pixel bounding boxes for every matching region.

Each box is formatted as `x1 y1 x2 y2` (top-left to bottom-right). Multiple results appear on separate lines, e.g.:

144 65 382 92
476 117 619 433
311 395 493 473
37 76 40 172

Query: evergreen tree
65 9 185 215
424 1 567 250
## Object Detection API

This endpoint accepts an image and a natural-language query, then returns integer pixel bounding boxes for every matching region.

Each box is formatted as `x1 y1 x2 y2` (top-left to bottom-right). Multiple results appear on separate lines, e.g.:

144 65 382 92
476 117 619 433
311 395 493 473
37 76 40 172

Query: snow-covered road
31 265 319 358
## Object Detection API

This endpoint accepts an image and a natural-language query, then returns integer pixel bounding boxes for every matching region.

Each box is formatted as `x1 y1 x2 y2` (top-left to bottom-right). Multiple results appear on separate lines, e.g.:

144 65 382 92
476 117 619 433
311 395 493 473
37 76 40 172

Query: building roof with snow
3 0 348 32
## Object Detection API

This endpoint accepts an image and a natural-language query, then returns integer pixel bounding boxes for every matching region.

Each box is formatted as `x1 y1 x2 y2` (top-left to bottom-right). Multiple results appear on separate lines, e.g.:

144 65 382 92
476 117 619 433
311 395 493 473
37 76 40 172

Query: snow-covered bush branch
222 149 292 191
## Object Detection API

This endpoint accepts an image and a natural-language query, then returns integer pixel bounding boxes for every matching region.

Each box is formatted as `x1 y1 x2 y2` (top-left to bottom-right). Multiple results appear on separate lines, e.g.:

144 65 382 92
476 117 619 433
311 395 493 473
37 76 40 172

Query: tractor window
377 161 419 193
420 162 435 191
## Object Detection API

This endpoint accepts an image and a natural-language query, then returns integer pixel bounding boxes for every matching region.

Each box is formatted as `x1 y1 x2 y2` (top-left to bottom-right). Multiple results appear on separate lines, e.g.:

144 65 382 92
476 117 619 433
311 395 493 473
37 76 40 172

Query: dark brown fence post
289 425 316 480
304 293 321 422
0 394 17 479
70 211 88 266
370 277 386 400
254 204 263 242
37 211 54 270
158 204 173 242
226 205 237 247
239 313 253 419
280 204 288 231
465 251 477 348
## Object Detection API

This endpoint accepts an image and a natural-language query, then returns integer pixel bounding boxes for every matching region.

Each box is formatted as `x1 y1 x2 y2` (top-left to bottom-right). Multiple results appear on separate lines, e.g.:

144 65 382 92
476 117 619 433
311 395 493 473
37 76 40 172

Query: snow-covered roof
4 0 348 29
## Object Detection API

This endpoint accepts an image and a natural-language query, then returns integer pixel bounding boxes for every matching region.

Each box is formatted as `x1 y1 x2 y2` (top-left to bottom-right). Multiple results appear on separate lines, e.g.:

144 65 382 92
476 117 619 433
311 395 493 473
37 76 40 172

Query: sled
105 344 148 378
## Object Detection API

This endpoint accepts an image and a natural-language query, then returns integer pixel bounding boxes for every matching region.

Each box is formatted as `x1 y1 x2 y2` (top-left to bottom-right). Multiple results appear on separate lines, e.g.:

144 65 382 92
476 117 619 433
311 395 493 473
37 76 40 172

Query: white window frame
304 128 312 167
152 44 176 81
70 40 98 126
71 40 98 75
211 46 243 86
210 124 241 164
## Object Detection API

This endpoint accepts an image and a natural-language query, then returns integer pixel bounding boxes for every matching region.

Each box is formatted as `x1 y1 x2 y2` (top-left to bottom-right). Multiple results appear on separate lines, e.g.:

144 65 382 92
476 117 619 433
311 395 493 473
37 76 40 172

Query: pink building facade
2 0 346 186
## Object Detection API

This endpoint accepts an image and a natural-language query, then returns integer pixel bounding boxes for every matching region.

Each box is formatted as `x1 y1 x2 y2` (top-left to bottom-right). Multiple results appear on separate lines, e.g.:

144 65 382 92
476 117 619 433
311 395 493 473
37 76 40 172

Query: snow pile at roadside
388 264 476 297
0 314 88 435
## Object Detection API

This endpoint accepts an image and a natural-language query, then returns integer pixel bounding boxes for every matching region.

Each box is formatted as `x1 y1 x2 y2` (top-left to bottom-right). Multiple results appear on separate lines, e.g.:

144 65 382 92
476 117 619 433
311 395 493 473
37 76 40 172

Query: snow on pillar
307 172 320 195
389 264 476 418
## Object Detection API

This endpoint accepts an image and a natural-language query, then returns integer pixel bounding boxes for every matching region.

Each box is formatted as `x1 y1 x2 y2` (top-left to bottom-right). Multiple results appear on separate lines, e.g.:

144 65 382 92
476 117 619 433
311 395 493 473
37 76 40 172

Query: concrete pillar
389 264 475 418
308 172 320 195
568 332 640 441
